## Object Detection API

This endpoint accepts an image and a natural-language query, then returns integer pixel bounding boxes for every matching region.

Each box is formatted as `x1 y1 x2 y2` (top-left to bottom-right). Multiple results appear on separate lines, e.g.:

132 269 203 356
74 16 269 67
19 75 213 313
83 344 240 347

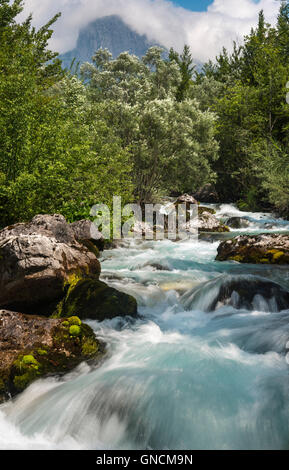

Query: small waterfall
181 274 289 313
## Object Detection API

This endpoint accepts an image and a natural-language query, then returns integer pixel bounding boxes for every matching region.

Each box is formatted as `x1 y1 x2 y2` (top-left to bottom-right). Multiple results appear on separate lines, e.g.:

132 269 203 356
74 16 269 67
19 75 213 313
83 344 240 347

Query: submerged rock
209 278 289 312
142 262 171 271
0 215 101 315
216 234 289 264
0 310 104 402
226 217 250 229
56 278 138 321
181 275 289 313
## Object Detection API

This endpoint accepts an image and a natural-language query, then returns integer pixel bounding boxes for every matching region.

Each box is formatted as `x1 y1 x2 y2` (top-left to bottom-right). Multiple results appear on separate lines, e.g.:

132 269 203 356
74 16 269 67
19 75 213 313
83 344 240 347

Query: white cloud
18 0 281 61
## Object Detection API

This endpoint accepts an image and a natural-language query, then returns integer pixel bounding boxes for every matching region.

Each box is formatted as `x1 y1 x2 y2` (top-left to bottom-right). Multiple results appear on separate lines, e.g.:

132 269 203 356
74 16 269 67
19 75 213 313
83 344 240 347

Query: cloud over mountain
18 0 281 61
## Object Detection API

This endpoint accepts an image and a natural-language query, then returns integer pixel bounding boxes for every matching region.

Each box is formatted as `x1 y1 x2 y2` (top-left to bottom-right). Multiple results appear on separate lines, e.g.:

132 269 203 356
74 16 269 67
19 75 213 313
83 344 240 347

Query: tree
0 1 133 225
82 47 218 203
197 3 289 208
169 45 196 101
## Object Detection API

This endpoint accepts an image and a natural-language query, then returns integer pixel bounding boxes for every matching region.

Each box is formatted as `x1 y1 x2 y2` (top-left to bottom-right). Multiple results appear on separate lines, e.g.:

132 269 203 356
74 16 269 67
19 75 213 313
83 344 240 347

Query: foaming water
1 204 289 450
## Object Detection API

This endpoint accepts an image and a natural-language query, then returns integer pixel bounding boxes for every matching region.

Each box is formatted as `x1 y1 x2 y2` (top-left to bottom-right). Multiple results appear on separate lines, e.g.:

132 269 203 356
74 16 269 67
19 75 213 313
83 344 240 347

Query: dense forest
1 0 289 227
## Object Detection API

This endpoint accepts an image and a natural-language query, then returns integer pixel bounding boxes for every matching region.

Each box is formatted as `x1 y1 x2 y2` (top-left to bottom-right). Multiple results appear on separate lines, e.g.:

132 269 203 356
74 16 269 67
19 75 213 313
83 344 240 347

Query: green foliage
0 2 133 226
169 45 196 101
82 47 218 202
2 0 289 223
197 3 289 211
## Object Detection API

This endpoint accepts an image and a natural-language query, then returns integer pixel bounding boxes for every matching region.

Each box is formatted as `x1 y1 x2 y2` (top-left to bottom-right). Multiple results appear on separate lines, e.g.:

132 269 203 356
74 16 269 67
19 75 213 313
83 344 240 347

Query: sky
18 0 282 62
173 1 213 11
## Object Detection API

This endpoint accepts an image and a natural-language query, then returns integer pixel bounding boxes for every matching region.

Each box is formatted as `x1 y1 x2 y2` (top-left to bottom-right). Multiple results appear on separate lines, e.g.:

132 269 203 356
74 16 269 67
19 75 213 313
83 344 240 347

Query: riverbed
1 204 289 450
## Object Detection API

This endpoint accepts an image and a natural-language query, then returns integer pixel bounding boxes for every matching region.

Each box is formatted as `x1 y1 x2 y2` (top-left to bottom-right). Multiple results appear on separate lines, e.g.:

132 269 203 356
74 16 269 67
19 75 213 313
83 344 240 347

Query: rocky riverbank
0 214 137 401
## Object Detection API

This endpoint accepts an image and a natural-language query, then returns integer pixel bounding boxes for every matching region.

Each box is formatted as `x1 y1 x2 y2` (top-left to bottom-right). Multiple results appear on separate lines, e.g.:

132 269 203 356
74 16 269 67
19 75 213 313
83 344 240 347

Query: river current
1 204 289 450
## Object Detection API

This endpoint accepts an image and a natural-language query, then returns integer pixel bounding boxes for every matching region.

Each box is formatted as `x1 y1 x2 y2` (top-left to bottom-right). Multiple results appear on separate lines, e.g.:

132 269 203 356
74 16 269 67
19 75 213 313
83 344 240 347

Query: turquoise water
1 204 289 450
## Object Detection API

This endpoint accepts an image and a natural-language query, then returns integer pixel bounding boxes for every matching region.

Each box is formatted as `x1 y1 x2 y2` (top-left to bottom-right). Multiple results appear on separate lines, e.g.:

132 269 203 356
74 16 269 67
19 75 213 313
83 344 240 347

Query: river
1 203 289 450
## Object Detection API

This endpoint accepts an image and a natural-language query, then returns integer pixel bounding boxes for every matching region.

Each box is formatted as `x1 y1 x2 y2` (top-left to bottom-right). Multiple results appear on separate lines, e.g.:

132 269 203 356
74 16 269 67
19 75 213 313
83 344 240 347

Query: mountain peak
59 15 159 69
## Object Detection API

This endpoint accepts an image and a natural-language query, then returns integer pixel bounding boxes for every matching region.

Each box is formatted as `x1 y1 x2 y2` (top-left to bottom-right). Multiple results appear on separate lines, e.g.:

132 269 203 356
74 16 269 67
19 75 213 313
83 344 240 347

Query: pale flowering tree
82 47 218 203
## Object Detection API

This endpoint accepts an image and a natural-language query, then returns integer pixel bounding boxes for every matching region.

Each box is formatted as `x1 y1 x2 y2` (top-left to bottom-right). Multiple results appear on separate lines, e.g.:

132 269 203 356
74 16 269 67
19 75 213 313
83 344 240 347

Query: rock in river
216 234 289 264
181 275 289 313
0 214 137 320
226 217 250 229
70 219 105 252
57 279 138 321
0 214 101 315
0 310 103 402
186 211 230 233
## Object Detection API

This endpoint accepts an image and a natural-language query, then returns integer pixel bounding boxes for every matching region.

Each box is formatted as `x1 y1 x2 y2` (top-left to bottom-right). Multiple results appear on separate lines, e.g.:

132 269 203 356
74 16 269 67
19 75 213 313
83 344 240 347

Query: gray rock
216 234 289 264
70 219 105 251
0 215 101 314
185 211 230 233
226 217 250 229
174 194 198 209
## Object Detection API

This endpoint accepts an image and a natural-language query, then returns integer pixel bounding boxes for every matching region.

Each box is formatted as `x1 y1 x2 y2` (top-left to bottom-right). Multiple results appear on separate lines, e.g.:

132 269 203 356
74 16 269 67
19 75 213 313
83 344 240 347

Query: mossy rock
78 239 100 259
56 278 138 321
198 206 216 215
0 311 104 399
216 235 289 264
10 318 102 393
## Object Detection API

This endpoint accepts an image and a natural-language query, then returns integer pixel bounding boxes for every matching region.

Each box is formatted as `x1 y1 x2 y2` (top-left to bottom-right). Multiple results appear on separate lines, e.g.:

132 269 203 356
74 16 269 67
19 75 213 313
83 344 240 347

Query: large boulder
174 194 198 211
193 184 219 203
185 211 230 233
56 279 138 322
0 215 101 315
216 234 289 264
0 214 75 243
0 310 103 402
70 219 105 252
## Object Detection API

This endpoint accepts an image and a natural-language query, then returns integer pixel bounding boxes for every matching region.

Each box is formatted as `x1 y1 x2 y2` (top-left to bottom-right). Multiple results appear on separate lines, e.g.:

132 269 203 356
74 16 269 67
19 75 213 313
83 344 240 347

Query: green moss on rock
12 355 41 392
69 325 81 337
81 337 99 357
67 316 82 326
9 319 102 394
228 255 244 262
198 207 216 215
55 278 138 321
22 355 39 366
79 239 100 259
216 235 289 264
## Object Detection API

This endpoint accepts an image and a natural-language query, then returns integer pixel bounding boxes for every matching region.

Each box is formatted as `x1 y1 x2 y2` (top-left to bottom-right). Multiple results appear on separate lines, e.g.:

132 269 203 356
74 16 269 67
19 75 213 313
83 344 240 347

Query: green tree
82 47 218 203
0 1 133 225
198 4 289 208
169 45 196 101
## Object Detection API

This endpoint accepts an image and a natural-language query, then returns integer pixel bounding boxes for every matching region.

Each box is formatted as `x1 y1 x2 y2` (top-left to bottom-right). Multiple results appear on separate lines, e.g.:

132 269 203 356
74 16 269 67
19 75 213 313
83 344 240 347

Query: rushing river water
1 204 289 450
